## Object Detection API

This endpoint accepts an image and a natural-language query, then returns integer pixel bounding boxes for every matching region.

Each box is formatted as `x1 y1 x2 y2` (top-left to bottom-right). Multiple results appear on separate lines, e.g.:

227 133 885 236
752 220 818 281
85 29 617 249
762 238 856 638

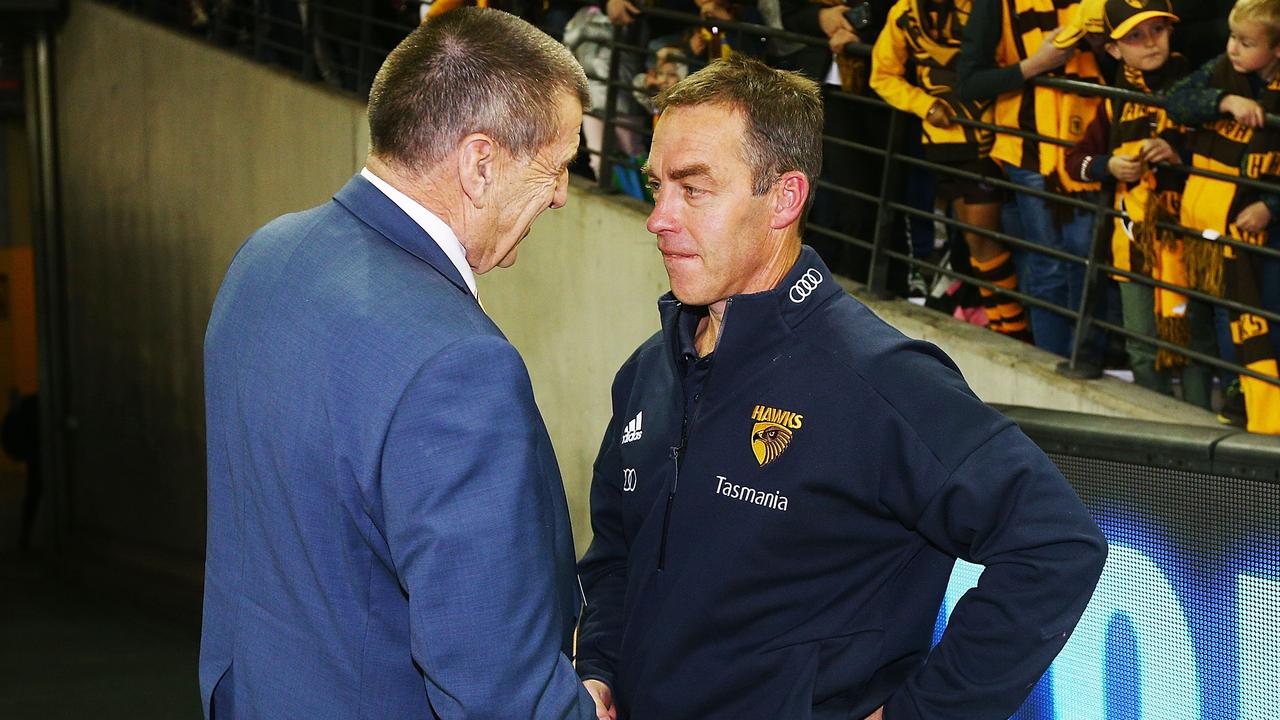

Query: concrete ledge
839 277 1222 428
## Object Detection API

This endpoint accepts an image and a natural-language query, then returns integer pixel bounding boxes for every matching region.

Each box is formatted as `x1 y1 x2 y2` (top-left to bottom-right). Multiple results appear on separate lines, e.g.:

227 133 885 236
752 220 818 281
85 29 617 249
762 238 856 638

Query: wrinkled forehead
647 103 749 176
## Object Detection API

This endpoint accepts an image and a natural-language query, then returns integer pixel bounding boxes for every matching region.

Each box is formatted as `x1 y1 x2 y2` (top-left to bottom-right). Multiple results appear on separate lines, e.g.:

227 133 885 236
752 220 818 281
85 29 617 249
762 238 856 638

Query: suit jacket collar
333 174 473 297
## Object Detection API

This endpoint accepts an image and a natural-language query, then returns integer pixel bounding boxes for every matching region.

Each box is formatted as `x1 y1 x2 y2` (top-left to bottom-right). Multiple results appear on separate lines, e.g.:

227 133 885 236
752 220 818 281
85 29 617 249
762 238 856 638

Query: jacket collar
333 174 473 297
658 246 841 364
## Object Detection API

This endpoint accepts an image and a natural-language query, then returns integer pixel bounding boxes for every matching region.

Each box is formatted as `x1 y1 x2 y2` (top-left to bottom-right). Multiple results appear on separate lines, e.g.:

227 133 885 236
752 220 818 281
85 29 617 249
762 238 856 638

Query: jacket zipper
656 299 729 571
656 414 688 571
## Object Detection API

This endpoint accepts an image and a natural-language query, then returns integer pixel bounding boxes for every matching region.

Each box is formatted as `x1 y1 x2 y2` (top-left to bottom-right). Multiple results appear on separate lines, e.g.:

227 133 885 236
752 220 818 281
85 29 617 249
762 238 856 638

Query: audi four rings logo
789 269 824 303
622 468 638 492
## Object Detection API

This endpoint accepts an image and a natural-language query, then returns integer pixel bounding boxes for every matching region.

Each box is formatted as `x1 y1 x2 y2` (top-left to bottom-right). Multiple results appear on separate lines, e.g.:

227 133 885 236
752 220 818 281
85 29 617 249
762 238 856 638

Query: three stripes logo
621 411 644 444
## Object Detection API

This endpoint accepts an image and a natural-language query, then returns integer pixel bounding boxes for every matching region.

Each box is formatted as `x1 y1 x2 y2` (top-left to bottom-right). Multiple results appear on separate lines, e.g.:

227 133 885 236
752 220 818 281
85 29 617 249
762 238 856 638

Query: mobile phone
845 2 872 31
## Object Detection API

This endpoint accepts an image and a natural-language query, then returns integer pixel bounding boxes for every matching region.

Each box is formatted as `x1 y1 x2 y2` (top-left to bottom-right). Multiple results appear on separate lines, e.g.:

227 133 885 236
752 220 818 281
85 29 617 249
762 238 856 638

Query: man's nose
647 188 678 234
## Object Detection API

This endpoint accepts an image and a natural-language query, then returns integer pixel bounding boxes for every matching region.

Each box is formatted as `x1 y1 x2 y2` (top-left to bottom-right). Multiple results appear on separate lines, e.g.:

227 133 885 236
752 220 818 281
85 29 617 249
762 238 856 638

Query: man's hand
1141 138 1180 165
818 5 854 38
828 27 860 54
863 706 885 720
606 0 640 25
1221 94 1267 128
1021 27 1074 78
583 679 617 720
1235 200 1272 233
925 100 954 128
1107 154 1144 183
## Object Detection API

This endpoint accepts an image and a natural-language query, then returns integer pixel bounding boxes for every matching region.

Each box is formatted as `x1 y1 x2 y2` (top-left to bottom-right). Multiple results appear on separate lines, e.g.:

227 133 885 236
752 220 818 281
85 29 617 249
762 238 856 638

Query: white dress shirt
360 167 479 299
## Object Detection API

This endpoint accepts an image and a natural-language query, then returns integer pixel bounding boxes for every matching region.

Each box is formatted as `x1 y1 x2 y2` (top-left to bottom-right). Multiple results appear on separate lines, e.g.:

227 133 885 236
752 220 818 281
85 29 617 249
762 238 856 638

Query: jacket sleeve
868 4 937 120
574 384 629 688
881 423 1108 720
780 0 825 39
1165 57 1228 126
1064 108 1113 182
956 0 1025 101
380 336 593 720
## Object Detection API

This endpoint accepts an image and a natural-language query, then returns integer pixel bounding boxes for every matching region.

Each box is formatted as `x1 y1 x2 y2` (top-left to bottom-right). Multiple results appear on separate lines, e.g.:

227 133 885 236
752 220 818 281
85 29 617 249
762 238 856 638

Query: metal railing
586 4 1280 396
109 0 1280 400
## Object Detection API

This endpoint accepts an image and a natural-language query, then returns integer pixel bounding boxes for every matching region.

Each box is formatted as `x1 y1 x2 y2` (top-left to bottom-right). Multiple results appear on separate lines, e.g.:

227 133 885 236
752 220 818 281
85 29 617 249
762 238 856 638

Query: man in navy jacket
576 54 1107 720
200 9 595 719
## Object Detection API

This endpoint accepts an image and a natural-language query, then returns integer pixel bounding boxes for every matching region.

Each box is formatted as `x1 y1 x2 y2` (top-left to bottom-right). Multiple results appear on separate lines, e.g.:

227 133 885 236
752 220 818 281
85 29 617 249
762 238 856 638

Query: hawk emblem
751 422 793 467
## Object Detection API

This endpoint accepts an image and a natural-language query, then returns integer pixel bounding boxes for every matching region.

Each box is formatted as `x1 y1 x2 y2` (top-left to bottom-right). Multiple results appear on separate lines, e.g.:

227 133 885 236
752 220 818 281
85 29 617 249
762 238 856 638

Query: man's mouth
658 243 698 261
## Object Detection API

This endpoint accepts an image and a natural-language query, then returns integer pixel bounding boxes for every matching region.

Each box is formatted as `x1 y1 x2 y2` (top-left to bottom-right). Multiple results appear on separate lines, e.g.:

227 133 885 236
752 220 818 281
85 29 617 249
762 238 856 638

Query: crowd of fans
567 0 1279 435
168 0 1279 434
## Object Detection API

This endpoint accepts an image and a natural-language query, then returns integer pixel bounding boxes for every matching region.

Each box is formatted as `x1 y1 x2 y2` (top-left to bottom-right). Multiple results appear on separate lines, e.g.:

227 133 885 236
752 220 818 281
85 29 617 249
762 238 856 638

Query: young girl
870 0 1031 340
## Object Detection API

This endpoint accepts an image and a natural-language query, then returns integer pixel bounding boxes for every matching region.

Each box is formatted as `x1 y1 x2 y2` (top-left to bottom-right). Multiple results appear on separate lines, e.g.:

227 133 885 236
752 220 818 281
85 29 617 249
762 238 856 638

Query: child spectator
1064 0 1215 408
957 0 1111 371
871 0 1031 340
1166 0 1280 433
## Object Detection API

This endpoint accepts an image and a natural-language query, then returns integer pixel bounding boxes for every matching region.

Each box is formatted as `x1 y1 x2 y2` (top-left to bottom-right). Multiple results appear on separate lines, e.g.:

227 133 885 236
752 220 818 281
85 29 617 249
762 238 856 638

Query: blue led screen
931 453 1279 720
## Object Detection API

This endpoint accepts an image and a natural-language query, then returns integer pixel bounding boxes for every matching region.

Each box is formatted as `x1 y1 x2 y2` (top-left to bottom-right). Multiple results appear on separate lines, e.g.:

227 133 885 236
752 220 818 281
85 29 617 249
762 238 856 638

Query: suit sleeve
380 335 593 720
574 381 630 688
881 423 1108 720
869 5 937 120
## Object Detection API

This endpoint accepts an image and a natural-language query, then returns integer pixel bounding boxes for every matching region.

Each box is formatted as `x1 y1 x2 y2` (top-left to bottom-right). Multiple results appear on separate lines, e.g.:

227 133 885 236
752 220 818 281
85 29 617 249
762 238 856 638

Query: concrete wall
56 0 368 566
53 1 1218 573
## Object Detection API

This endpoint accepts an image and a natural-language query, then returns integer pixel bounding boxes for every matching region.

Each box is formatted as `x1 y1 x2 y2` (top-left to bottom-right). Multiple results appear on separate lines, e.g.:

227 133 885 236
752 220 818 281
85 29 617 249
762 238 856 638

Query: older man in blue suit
200 9 596 719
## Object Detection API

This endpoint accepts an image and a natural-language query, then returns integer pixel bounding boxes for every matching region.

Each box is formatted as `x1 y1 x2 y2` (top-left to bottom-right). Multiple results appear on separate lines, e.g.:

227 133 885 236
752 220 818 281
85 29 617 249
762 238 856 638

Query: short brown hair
367 8 589 173
1232 0 1280 44
655 54 823 201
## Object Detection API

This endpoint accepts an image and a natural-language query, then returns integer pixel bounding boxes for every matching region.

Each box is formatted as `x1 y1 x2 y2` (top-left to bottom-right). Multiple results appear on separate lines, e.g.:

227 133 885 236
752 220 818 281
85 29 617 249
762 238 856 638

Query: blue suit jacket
200 175 592 719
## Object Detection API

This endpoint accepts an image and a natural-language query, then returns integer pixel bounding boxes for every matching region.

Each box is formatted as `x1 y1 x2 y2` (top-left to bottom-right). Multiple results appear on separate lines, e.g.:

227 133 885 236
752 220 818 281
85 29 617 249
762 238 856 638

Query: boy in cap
1064 0 1216 409
1166 0 1280 433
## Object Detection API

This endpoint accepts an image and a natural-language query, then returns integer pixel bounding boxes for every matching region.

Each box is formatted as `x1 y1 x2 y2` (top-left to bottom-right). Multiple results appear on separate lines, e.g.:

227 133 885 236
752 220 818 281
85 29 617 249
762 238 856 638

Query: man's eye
648 181 661 193
684 185 705 198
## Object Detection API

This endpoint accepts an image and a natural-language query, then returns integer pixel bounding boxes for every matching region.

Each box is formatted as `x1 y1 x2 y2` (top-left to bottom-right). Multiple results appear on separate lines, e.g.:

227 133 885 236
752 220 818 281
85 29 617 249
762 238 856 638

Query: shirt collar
359 167 478 299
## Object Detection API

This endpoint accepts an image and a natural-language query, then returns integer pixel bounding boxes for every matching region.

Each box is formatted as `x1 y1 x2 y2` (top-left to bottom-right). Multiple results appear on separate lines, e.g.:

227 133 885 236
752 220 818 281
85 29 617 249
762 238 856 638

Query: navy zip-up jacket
576 248 1107 720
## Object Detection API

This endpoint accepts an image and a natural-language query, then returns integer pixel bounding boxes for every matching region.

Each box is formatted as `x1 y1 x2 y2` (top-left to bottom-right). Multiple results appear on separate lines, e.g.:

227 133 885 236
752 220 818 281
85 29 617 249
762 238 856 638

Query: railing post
357 0 373 96
299 0 316 82
253 0 268 62
597 24 627 192
1059 189 1111 379
866 106 903 297
24 20 71 555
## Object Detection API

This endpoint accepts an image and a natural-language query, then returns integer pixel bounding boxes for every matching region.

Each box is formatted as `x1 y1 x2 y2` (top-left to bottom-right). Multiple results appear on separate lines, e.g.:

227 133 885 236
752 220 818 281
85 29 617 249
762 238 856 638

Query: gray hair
367 8 589 173
655 54 823 202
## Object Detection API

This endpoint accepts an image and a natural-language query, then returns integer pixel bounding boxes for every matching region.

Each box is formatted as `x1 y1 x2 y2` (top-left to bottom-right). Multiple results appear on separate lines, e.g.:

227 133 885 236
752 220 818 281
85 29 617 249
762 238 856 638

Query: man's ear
458 133 496 207
770 171 809 230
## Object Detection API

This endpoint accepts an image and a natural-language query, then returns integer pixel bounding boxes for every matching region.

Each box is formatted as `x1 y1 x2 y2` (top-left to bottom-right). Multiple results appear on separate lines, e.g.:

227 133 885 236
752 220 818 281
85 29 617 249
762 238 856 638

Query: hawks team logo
749 404 803 467
1124 0 1145 8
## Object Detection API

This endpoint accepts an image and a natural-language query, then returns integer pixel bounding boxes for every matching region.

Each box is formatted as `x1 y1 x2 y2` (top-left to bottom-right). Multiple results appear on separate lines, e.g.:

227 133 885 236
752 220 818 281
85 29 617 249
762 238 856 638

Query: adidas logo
621 411 644 444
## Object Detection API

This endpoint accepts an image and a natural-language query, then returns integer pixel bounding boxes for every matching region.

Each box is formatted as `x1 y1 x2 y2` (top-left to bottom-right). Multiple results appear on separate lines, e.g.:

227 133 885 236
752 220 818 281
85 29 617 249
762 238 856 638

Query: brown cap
1104 0 1179 40
1053 0 1108 48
